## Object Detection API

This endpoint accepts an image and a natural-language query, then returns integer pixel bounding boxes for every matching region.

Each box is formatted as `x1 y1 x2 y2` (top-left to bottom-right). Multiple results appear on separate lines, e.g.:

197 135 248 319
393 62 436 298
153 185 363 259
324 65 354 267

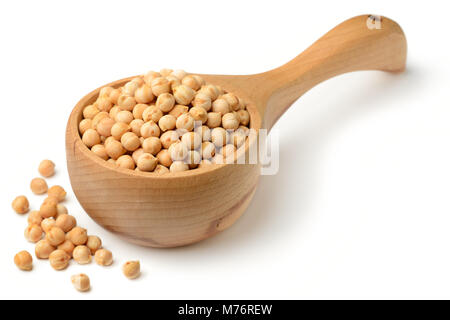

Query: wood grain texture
66 15 407 247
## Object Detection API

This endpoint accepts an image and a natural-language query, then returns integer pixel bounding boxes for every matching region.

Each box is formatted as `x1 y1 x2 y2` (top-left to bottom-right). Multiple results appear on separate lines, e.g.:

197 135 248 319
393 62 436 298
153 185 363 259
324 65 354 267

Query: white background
0 0 449 299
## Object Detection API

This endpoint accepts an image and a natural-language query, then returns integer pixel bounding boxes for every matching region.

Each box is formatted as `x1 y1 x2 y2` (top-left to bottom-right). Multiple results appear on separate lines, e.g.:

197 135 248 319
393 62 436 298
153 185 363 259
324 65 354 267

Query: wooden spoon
66 15 407 247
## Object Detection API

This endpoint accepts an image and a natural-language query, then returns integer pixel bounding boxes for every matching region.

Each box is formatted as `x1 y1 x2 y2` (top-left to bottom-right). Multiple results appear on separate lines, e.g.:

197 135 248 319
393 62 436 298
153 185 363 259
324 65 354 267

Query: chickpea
142 105 163 123
58 240 75 257
154 164 170 174
137 153 158 172
56 204 68 217
82 129 101 147
199 84 220 101
111 122 131 140
211 127 228 147
115 110 134 124
46 226 66 246
169 142 188 161
79 119 92 135
73 245 92 265
230 131 246 148
96 96 113 112
35 240 55 259
221 93 240 111
187 108 206 125
132 148 145 164
170 161 189 172
55 214 77 233
173 84 195 105
28 210 43 226
11 196 30 214
86 236 102 254
140 120 161 138
40 198 57 218
192 92 212 111
187 150 201 169
201 141 216 159
29 178 47 195
91 144 108 160
212 98 230 115
91 112 110 129
198 159 213 168
159 68 173 77
158 115 176 132
135 84 154 104
156 149 173 168
220 144 237 160
24 225 43 243
105 139 126 160
142 137 162 155
49 249 70 270
109 88 122 105
41 218 56 233
14 251 33 271
131 76 145 86
121 132 141 151
195 125 211 142
166 75 181 91
71 274 90 292
38 160 55 177
238 125 250 136
160 130 180 149
117 94 136 111
48 185 66 202
144 71 161 85
169 105 188 118
132 103 148 120
122 260 141 279
176 113 195 131
107 159 116 166
170 69 187 80
130 119 144 136
116 155 136 170
151 77 170 96
109 106 121 119
67 227 88 246
181 132 201 150
237 109 250 126
206 112 222 128
94 249 113 266
181 75 201 91
99 86 114 98
156 93 175 113
83 104 100 119
222 112 240 130
122 81 139 96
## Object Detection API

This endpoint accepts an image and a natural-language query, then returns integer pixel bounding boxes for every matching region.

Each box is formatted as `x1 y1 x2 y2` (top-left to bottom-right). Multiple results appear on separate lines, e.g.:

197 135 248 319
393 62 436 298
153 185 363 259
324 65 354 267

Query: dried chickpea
109 88 122 104
144 71 161 85
58 240 75 257
111 122 131 140
220 144 237 159
96 97 113 112
201 141 216 159
24 225 43 243
154 164 170 174
94 249 113 266
117 94 136 111
198 159 213 168
132 104 148 120
91 144 108 160
169 104 188 118
212 98 230 115
238 125 250 136
237 110 250 126
169 142 189 161
73 245 92 265
170 69 187 80
158 114 176 132
55 214 76 232
170 161 189 172
192 92 212 111
206 112 222 128
173 84 195 105
196 125 211 142
71 274 90 292
39 160 55 177
211 127 228 147
142 137 162 155
86 235 102 254
99 86 114 98
135 84 154 104
28 210 43 226
189 106 208 124
156 149 173 167
121 132 141 151
166 75 181 91
105 139 126 160
142 105 163 123
48 185 66 202
187 150 201 169
181 75 201 91
106 159 116 166
122 81 139 96
181 132 201 150
176 113 195 131
41 218 56 233
79 119 92 135
82 129 101 147
122 261 141 279
159 68 173 77
115 110 134 124
35 240 55 259
222 112 240 130
49 249 70 270
56 204 68 217
151 77 170 96
221 93 240 111
45 226 66 246
116 155 136 170
40 198 57 218
132 148 145 164
131 76 145 86
140 120 161 138
156 93 175 112
137 153 158 172
160 130 180 149
92 112 109 130
67 227 88 246
199 84 220 101
14 251 33 271
30 178 48 195
130 119 144 136
83 105 100 119
109 106 121 119
230 131 246 148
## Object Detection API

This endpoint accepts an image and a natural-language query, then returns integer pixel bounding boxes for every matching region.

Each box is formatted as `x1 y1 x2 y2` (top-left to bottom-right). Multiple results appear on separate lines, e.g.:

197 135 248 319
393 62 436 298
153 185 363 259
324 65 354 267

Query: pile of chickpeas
12 160 141 292
79 69 251 173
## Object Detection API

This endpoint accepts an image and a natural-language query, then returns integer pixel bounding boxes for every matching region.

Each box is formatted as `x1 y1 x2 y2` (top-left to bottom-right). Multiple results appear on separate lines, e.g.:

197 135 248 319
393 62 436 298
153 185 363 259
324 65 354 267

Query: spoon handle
255 15 407 129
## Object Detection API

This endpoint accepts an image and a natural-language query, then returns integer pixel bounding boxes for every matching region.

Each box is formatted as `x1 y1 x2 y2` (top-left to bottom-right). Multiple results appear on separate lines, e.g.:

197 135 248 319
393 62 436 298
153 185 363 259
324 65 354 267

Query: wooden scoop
66 15 407 247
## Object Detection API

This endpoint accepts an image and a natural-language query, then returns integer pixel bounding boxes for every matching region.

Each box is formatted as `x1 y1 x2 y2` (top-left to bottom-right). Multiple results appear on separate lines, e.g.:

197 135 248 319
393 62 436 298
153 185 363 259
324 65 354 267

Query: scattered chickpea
58 240 75 257
14 251 33 271
38 160 55 177
55 214 77 233
67 227 88 246
45 226 66 246
41 218 56 233
122 261 141 279
86 236 102 254
156 93 175 112
156 149 173 168
24 225 43 243
82 129 101 147
56 204 68 217
170 161 189 172
48 185 67 202
40 197 58 218
35 240 55 259
71 274 90 292
94 249 113 266
116 155 136 170
73 245 92 265
137 153 158 172
12 195 29 214
49 249 70 270
173 84 195 105
28 210 43 226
